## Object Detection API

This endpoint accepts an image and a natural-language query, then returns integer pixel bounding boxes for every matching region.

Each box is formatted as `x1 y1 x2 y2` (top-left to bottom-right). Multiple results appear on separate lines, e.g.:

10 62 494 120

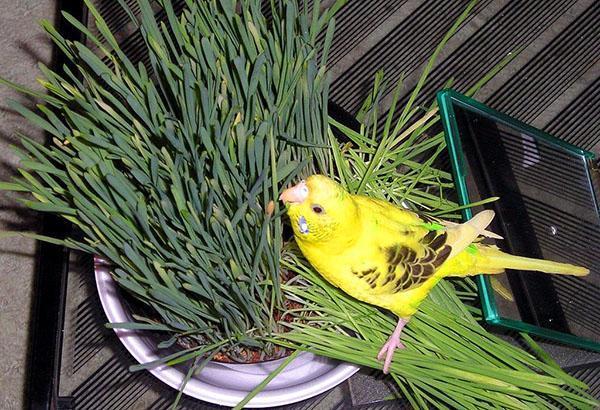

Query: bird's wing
347 228 451 294
351 210 495 294
418 211 503 240
411 209 497 258
375 229 453 293
358 196 501 240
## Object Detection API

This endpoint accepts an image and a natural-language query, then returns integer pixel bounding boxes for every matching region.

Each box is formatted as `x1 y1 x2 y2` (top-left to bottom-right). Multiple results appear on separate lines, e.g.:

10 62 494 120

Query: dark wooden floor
328 0 599 153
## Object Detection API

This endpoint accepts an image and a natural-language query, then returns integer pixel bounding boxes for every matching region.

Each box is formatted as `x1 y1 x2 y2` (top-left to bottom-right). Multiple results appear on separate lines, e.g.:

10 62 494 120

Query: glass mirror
438 89 600 351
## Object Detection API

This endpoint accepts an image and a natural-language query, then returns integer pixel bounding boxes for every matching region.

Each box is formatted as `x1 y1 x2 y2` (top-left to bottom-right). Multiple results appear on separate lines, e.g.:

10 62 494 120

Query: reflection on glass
453 104 600 344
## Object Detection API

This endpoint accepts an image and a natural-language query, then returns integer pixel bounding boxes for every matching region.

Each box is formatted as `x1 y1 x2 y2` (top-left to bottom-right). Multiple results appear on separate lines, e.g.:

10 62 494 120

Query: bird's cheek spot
298 215 309 234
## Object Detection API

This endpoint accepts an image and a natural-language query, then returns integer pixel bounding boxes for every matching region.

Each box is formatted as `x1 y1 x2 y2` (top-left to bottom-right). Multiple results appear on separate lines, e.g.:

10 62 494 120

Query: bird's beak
279 180 308 204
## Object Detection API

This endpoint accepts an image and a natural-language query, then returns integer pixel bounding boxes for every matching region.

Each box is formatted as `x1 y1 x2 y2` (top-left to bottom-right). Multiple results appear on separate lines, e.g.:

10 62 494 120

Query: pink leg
377 317 408 374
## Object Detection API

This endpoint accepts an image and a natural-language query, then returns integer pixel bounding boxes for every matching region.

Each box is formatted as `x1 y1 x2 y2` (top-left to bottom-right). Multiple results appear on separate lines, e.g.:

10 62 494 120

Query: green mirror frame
437 89 600 352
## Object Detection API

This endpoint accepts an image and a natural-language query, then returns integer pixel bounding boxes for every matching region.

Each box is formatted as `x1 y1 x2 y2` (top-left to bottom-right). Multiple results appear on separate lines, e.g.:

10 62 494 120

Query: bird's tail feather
477 246 589 276
446 210 495 259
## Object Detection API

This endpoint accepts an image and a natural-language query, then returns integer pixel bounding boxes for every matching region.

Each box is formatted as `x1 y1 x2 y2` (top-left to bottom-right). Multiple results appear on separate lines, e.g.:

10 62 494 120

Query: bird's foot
376 317 408 374
377 338 405 374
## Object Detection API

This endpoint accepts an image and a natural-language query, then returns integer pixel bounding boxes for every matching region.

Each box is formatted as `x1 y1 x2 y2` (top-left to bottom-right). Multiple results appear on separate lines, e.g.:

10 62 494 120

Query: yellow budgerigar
279 175 589 374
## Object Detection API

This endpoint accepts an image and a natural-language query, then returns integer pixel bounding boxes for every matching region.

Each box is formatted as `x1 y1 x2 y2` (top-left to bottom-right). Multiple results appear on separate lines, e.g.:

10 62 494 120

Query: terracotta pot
94 259 359 408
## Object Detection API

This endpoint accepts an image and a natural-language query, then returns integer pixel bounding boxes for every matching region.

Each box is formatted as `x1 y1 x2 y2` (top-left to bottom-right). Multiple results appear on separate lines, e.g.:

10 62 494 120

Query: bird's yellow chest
296 226 396 306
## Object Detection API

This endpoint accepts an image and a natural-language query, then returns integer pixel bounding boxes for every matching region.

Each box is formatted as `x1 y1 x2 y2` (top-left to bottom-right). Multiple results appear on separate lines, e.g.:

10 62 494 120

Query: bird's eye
311 204 324 214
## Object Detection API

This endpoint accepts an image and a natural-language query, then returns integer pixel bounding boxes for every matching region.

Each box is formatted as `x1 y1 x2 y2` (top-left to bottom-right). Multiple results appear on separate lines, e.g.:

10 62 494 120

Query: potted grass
1 0 358 407
1 0 598 408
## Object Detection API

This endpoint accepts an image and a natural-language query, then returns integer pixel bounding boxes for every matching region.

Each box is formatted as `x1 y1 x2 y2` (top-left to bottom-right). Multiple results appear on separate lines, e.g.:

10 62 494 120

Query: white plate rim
94 259 359 408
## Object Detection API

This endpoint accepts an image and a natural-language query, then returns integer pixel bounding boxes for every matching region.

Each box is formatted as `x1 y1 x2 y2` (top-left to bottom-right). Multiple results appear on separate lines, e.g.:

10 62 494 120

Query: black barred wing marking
385 231 451 292
352 267 380 289
375 231 451 293
350 230 452 293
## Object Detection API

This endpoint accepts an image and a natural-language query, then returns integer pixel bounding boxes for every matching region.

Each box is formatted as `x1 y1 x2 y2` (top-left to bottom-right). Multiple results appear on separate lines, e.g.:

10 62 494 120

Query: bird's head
279 174 358 244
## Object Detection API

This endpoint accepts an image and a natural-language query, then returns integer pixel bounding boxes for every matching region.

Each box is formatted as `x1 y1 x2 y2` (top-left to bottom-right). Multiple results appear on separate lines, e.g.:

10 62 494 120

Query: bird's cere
279 180 309 204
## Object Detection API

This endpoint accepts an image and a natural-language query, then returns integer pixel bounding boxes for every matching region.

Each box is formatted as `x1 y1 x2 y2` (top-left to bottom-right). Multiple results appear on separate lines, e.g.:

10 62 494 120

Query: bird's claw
377 336 405 374
377 317 408 374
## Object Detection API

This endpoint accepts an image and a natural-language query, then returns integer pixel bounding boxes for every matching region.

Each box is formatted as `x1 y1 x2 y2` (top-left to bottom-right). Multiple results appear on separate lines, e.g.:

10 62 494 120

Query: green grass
1 0 341 360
